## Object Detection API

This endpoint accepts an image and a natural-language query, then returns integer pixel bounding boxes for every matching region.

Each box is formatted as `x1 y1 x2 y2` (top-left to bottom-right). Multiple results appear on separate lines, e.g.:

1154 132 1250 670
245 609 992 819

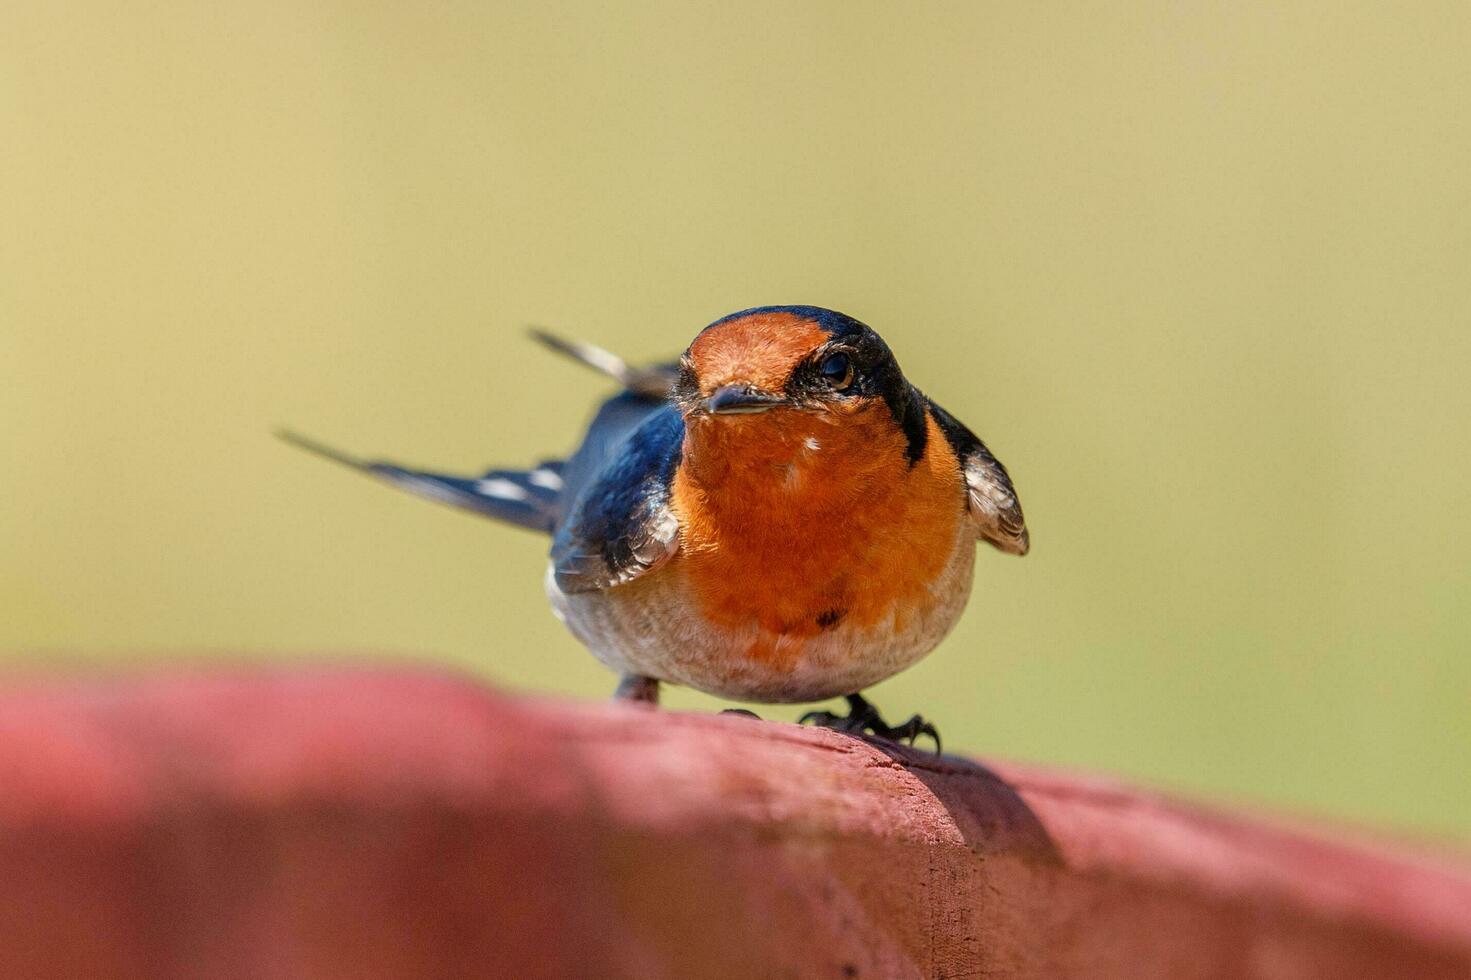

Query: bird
279 305 1028 749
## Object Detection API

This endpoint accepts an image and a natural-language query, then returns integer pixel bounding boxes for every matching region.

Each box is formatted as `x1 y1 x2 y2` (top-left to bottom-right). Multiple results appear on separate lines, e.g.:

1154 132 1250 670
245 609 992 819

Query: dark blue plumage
551 402 684 593
550 390 670 525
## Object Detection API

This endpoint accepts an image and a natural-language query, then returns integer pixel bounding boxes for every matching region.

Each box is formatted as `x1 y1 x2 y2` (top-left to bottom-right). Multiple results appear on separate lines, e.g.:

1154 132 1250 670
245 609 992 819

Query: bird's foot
799 694 942 754
613 674 660 705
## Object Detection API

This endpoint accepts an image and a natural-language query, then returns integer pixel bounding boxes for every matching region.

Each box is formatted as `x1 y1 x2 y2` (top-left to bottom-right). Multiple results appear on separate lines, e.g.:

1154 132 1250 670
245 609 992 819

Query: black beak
704 384 788 415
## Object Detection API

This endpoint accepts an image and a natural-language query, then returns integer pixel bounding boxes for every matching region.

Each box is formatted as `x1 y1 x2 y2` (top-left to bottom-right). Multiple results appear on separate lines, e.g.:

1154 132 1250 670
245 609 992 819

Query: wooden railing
1 667 1467 979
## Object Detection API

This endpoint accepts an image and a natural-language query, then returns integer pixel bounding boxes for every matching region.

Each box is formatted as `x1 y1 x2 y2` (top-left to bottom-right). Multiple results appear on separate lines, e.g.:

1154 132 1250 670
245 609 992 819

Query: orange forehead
687 311 828 393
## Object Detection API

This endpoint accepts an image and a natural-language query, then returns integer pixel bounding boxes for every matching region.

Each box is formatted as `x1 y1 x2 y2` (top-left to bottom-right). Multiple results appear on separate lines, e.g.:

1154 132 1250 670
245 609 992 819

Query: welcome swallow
280 306 1029 748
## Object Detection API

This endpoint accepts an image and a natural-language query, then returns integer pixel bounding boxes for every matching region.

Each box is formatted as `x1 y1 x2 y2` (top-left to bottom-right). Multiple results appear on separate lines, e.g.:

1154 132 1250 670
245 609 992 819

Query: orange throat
669 405 965 667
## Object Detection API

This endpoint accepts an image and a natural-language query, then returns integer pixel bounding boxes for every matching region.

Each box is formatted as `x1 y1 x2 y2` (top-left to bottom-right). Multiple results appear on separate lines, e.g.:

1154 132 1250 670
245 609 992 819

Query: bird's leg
613 673 660 705
800 693 942 753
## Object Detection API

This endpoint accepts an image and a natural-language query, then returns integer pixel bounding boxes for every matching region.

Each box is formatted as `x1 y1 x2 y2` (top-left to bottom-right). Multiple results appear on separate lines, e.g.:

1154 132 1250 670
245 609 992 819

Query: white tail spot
475 477 529 501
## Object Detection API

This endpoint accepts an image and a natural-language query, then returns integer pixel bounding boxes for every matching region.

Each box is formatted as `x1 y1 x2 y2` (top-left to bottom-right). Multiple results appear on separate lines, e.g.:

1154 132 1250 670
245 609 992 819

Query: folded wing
925 400 1030 556
550 405 685 594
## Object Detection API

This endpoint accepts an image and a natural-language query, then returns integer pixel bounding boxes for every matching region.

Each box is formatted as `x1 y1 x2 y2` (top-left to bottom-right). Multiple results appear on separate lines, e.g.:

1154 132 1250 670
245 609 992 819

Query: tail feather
277 428 564 534
277 326 676 534
528 328 676 398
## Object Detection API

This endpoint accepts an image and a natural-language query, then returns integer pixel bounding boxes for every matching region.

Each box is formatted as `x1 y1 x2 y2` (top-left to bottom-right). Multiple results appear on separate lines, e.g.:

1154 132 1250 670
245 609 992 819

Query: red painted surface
0 667 1467 979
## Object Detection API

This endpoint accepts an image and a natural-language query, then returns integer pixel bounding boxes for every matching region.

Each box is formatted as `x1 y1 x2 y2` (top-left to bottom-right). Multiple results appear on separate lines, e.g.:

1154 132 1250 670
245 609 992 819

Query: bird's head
669 306 935 498
672 306 929 460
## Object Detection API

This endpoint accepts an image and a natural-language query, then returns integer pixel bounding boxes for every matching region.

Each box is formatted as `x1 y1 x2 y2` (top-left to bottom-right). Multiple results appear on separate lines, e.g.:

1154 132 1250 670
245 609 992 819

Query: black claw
797 708 840 728
886 715 942 754
798 694 942 754
720 708 762 720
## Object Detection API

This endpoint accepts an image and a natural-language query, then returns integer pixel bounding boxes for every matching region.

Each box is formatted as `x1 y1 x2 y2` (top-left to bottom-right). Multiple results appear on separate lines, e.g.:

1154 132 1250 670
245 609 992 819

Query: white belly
545 522 976 704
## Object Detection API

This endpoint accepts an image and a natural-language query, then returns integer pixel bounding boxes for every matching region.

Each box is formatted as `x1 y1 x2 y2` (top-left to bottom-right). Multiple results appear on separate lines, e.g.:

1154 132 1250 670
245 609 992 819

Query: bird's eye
818 351 855 389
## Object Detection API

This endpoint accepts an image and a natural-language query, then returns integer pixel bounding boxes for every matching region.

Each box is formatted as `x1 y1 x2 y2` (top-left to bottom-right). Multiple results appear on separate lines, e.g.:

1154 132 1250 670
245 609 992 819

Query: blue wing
550 402 685 594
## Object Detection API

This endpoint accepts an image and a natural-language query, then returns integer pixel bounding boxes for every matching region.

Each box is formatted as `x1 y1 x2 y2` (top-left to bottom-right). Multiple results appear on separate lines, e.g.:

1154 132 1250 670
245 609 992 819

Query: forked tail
278 330 672 534
276 428 566 534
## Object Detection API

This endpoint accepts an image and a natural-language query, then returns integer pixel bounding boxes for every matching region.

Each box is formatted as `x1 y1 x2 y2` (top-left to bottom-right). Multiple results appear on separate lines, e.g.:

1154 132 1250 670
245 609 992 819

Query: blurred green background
3 2 1468 839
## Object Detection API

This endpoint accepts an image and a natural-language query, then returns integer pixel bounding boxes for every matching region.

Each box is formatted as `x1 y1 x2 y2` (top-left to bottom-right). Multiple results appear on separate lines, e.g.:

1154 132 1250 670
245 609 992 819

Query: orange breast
670 405 964 671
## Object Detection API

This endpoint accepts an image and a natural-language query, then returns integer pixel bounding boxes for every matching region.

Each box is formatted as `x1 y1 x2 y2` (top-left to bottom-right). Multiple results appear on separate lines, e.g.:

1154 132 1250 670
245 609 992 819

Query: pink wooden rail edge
0 666 1467 979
